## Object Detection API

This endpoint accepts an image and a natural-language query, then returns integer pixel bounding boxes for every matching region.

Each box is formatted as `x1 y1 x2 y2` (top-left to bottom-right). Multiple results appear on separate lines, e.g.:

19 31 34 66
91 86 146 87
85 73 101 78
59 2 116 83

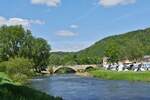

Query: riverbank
0 84 62 100
88 69 150 82
0 72 63 100
0 72 13 84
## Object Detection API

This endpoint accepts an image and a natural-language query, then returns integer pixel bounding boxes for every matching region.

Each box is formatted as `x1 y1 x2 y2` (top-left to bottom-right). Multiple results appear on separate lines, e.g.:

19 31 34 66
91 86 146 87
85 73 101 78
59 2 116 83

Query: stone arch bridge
52 65 98 73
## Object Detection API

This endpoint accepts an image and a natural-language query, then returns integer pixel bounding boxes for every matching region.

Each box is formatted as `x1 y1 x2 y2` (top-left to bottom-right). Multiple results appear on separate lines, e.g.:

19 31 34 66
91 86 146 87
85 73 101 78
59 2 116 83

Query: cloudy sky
0 0 150 52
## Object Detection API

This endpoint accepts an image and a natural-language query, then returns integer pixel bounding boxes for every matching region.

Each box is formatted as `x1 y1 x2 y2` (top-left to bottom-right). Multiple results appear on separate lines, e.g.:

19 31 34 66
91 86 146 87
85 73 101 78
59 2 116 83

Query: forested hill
50 28 150 65
77 28 150 59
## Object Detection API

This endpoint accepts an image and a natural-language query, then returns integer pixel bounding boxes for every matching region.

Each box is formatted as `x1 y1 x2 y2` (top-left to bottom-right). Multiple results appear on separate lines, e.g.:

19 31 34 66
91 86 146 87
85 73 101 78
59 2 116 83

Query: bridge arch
85 66 96 71
54 67 76 74
52 65 98 73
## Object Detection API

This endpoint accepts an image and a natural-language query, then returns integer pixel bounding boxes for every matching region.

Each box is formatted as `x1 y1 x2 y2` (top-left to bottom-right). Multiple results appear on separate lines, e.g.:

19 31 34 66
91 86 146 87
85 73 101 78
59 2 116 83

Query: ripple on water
30 74 150 100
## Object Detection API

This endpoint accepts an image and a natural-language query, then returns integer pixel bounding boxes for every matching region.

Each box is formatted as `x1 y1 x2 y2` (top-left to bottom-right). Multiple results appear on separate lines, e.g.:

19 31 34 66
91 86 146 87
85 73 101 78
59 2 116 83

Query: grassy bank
89 69 150 82
0 72 13 84
0 72 62 100
0 84 62 100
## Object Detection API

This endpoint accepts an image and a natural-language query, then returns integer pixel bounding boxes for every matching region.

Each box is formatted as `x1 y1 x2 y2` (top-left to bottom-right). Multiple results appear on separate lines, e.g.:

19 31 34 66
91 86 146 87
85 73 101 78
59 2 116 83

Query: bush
0 62 7 72
6 57 33 75
0 72 13 84
3 57 34 83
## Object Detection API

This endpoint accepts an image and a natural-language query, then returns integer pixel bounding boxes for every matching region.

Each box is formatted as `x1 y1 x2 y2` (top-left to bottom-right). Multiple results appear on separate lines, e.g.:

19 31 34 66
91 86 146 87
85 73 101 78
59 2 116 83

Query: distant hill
77 28 150 58
51 28 150 64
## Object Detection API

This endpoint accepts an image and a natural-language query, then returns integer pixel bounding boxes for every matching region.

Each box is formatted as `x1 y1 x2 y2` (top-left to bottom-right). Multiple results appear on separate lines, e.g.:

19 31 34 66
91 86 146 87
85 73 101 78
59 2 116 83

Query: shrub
0 72 13 84
4 57 33 83
0 62 7 72
6 57 33 75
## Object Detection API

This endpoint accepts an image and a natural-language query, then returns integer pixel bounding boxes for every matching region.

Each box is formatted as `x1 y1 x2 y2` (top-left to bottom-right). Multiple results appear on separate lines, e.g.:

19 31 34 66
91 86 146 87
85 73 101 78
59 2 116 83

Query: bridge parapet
52 64 98 73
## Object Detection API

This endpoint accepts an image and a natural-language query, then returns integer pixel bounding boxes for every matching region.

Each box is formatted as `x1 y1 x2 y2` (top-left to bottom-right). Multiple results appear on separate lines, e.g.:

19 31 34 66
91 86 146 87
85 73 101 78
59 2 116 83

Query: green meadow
89 69 150 82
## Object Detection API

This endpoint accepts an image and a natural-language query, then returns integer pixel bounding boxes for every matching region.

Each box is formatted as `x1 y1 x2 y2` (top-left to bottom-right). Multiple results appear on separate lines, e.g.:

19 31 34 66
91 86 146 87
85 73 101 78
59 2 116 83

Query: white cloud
70 24 78 29
51 42 93 52
99 0 136 7
0 16 44 27
31 0 61 7
55 30 77 37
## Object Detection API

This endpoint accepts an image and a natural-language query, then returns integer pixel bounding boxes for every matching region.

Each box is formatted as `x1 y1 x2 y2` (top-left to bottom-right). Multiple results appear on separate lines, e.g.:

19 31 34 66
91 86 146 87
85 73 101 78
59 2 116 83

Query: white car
141 63 150 71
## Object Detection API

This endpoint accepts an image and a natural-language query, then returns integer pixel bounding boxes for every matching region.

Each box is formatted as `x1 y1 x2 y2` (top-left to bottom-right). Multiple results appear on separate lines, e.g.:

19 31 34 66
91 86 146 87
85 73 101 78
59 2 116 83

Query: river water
30 74 150 100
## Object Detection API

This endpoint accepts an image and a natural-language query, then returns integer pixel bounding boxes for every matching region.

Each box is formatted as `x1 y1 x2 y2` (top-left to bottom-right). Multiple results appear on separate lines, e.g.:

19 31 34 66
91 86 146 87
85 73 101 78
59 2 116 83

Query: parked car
141 63 150 71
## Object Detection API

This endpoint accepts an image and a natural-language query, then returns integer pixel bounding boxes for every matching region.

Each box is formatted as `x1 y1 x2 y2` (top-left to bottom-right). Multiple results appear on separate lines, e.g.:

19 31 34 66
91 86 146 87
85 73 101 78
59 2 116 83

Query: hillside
51 28 150 64
77 28 150 59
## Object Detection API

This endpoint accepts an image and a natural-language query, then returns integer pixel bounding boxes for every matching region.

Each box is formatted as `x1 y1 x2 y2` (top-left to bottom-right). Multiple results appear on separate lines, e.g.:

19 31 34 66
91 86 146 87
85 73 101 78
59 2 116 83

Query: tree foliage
104 43 120 63
0 25 51 72
31 38 50 72
1 57 33 83
49 52 101 65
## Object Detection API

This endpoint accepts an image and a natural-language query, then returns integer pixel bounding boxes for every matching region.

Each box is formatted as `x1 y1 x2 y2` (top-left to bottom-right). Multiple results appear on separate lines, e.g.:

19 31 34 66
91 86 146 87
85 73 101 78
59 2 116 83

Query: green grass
0 83 62 100
0 72 13 84
0 72 63 100
89 69 150 82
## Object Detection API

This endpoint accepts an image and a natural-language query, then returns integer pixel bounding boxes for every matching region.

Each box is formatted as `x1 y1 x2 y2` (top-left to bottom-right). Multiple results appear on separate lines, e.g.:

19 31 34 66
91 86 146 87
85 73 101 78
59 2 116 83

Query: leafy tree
19 30 33 59
31 38 51 72
125 41 144 61
104 43 121 63
0 25 51 72
0 25 25 60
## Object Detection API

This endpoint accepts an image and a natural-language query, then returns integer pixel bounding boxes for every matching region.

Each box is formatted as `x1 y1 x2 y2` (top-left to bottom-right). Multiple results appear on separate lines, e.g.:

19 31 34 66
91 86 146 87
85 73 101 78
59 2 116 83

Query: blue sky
0 0 150 52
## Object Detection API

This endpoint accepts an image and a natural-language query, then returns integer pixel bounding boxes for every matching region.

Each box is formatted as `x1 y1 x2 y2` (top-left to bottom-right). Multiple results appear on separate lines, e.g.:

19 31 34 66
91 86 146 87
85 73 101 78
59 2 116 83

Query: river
30 74 150 100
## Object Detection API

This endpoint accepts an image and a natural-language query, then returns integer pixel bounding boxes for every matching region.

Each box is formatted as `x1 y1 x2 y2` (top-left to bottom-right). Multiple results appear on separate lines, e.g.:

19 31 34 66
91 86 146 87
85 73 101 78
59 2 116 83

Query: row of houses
102 56 150 72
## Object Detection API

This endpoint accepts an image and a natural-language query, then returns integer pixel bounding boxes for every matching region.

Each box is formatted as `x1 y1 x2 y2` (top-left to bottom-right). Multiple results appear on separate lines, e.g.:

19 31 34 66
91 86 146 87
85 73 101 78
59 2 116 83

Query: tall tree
126 40 144 61
104 43 121 63
31 38 51 72
0 25 25 60
0 25 51 72
19 30 33 59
